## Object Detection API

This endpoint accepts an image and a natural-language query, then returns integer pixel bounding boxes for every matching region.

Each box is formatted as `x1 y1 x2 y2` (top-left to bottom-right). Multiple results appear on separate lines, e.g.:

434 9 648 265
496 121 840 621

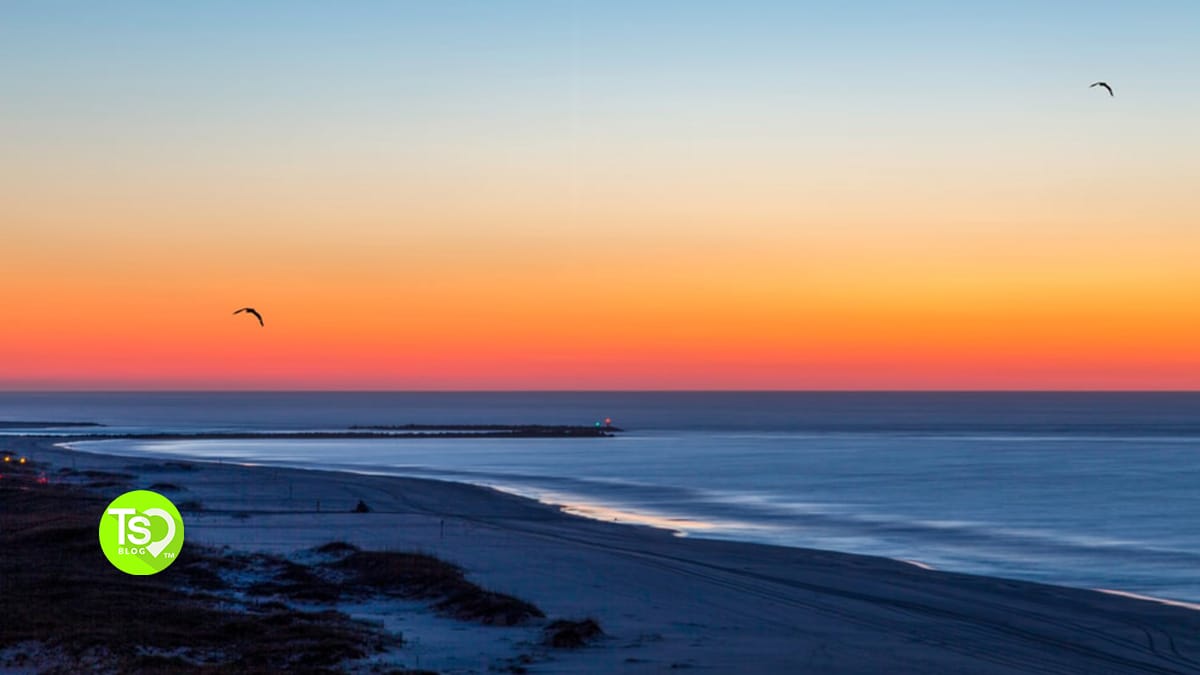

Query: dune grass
0 461 391 673
251 541 546 626
543 618 604 648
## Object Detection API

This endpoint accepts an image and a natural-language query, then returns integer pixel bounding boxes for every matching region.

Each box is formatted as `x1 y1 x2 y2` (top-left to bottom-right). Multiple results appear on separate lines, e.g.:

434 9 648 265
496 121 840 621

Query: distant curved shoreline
18 423 620 441
0 421 105 429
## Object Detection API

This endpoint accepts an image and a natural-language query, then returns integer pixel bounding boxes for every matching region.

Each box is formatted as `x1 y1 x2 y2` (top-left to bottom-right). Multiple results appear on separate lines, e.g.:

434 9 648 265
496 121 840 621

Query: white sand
25 438 1200 674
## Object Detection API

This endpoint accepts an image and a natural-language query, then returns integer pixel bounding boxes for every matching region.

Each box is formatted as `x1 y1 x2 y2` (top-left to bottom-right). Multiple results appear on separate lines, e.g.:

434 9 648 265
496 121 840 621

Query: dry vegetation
0 457 392 673
543 618 605 649
240 541 545 626
330 545 546 626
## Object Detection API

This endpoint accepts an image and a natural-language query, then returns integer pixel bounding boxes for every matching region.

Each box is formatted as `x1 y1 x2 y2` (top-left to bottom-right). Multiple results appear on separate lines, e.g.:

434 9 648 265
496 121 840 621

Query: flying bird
233 307 264 326
1090 81 1114 97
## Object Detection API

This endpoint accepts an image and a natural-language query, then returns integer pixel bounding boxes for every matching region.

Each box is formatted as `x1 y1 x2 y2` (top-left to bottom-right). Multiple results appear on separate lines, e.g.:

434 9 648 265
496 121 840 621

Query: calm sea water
4 392 1200 603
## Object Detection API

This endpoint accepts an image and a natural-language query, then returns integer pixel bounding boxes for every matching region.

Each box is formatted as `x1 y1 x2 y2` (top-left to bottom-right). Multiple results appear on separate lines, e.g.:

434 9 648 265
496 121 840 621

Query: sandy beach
8 435 1200 674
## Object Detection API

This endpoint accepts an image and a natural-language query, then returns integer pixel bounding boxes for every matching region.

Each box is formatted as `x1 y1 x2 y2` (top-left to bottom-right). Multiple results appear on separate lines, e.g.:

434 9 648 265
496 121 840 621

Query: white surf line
1095 589 1200 612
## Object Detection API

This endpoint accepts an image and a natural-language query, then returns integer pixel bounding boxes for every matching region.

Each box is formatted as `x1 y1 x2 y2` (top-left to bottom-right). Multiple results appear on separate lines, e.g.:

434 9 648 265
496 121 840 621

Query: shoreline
51 438 1001 575
11 435 1200 672
60 437 734 541
61 434 1200 608
51 437 1200 610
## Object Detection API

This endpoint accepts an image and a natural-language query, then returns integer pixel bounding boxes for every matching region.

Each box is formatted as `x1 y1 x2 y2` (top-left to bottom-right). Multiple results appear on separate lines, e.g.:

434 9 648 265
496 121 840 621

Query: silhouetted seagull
1090 81 1114 97
233 307 264 326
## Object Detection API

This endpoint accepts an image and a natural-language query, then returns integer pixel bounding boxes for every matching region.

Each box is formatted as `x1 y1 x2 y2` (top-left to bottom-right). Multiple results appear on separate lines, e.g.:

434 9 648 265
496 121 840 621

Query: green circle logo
98 490 185 575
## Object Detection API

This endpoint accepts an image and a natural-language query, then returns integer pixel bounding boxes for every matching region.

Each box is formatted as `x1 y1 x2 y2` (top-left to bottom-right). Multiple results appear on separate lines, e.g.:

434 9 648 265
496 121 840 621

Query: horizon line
2 389 1200 394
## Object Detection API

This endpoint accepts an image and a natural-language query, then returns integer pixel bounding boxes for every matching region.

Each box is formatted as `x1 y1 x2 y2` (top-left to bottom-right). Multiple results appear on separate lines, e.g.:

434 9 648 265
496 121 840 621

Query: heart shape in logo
142 507 177 558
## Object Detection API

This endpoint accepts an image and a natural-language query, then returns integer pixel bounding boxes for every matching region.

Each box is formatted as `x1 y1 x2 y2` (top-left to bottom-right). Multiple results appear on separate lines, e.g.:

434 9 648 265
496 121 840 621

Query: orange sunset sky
2 2 1199 389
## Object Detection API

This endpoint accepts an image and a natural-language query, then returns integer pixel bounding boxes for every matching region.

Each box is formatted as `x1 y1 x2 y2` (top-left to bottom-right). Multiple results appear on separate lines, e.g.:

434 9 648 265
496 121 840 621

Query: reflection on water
500 486 754 535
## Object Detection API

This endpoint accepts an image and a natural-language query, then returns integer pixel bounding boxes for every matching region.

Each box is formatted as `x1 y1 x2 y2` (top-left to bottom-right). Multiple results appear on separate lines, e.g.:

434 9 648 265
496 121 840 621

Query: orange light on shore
2 456 9 463
19 457 27 464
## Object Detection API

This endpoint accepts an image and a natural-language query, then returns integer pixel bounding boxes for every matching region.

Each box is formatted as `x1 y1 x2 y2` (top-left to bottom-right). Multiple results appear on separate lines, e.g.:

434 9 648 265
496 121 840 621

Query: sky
2 1 1199 390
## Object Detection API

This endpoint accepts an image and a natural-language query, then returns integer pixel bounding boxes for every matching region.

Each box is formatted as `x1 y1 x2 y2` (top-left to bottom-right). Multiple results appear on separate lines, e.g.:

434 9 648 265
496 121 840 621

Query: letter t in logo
107 508 136 545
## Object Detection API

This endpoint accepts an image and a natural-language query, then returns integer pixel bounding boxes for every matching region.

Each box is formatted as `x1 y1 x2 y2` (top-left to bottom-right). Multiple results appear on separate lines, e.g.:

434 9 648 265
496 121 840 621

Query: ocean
3 391 1199 603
